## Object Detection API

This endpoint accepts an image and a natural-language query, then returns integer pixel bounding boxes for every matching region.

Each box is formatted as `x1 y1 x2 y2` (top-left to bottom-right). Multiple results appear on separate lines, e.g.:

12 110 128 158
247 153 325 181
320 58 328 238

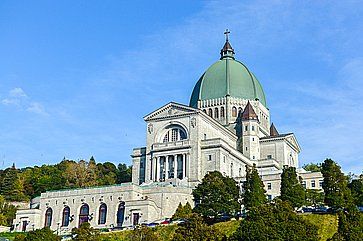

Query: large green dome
189 40 267 108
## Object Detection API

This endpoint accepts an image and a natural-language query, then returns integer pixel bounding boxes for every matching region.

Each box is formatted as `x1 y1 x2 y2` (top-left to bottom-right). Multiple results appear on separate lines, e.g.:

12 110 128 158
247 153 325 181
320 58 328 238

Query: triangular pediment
285 134 301 153
144 102 198 121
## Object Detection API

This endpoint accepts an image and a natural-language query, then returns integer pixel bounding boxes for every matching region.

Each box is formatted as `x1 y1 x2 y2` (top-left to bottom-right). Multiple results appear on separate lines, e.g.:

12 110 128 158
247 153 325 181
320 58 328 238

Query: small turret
270 123 279 137
241 101 260 161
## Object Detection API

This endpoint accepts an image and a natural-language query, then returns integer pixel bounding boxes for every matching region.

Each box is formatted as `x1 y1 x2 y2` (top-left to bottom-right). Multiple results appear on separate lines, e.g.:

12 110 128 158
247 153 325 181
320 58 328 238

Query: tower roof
270 123 279 136
241 101 259 120
189 31 267 108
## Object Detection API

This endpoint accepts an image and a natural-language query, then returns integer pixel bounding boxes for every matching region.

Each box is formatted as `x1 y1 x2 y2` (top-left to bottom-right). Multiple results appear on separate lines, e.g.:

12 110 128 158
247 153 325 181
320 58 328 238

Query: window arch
214 108 219 118
162 126 187 143
221 107 225 118
98 203 107 225
232 107 237 117
62 206 70 227
117 202 125 227
79 204 89 226
44 208 52 227
208 108 213 117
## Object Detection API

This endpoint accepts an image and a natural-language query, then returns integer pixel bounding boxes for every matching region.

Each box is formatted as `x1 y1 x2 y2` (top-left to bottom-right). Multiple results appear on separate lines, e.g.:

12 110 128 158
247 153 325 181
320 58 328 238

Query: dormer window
162 127 187 143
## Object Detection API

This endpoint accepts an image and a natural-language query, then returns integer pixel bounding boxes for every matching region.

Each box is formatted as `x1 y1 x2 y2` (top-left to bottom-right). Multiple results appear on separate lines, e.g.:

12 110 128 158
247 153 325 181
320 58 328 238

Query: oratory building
13 33 322 233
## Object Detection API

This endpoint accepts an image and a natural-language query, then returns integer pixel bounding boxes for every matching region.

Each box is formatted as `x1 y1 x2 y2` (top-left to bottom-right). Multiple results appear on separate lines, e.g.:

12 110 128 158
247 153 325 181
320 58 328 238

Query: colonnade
150 153 188 182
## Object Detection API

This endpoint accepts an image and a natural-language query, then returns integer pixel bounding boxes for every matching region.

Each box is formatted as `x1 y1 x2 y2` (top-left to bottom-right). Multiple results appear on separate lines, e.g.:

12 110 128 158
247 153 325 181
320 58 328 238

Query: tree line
0 157 132 202
0 157 132 227
9 158 363 240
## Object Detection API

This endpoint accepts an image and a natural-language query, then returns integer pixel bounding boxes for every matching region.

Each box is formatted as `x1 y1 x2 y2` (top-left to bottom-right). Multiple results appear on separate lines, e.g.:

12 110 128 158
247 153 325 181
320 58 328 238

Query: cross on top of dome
221 29 235 59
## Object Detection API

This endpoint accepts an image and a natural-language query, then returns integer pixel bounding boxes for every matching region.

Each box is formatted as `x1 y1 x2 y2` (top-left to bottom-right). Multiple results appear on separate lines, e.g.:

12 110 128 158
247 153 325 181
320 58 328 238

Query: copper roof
241 101 259 120
270 123 279 137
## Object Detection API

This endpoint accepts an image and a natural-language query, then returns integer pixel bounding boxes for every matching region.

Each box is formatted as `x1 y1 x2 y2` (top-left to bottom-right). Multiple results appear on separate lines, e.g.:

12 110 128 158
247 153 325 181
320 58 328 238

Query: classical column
165 156 169 180
156 157 160 182
182 154 186 178
149 158 153 181
174 155 178 179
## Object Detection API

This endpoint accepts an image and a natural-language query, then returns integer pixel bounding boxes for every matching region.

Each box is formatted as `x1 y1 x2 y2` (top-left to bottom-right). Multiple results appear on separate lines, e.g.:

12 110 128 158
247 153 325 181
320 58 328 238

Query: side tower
241 101 261 161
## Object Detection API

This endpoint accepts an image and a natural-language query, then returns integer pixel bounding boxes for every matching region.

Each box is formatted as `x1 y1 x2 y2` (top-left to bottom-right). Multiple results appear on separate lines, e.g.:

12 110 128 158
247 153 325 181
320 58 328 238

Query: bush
230 200 319 241
14 227 60 241
173 213 224 241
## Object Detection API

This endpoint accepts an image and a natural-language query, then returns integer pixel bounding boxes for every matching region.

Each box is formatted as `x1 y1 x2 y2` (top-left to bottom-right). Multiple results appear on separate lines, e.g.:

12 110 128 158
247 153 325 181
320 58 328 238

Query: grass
0 232 20 241
1 214 338 241
301 214 338 241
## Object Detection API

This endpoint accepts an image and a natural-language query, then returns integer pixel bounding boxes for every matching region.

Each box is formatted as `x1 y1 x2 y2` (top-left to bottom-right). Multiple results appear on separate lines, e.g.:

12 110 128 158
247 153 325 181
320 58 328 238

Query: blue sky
0 1 362 174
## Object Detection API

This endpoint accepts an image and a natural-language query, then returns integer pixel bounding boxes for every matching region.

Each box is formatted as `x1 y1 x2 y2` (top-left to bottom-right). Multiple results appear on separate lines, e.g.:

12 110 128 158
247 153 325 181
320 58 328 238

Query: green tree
348 177 363 207
117 164 132 183
305 189 325 207
280 166 305 208
329 210 363 241
172 202 193 220
321 159 352 209
72 222 100 241
192 171 240 218
0 165 27 201
242 164 266 209
14 227 61 241
231 200 319 241
0 195 17 226
173 213 223 241
96 162 118 185
303 163 322 172
128 226 161 241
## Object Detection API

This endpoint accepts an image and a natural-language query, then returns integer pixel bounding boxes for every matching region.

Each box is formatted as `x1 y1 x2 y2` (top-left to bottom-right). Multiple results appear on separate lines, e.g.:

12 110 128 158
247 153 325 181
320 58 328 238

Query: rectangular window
208 155 212 161
319 180 323 188
267 183 272 190
171 129 178 141
252 137 254 141
267 155 272 159
302 181 306 189
252 126 255 131
311 180 316 188
267 195 272 201
245 126 248 131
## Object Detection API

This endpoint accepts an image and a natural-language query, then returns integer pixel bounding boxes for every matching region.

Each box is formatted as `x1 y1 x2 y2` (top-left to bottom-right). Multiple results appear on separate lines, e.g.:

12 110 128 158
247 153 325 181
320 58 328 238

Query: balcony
152 140 191 152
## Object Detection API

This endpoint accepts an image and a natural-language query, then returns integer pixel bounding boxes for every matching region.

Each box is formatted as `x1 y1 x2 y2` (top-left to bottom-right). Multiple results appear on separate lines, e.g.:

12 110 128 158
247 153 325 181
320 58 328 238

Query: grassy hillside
99 215 337 241
0 214 338 241
302 214 338 241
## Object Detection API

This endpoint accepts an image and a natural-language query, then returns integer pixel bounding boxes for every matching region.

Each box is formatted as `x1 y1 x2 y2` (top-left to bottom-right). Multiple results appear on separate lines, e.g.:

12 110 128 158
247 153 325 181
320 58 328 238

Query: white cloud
1 87 48 116
26 102 48 116
9 87 27 98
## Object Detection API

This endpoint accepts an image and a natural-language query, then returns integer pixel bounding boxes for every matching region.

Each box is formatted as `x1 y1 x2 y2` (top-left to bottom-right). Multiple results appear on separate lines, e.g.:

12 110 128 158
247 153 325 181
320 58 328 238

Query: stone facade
13 38 324 233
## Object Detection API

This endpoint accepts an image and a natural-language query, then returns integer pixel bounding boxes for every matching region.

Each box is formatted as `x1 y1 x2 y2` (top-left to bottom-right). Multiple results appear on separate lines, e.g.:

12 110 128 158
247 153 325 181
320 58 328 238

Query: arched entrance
79 204 89 227
116 202 125 227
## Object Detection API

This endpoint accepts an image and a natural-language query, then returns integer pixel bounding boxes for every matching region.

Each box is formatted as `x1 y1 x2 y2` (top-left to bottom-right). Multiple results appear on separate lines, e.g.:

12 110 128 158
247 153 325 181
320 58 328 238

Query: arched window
62 206 70 227
98 203 107 225
214 108 219 118
203 109 207 114
162 127 187 143
117 202 125 227
44 208 52 227
208 108 213 117
221 107 225 118
79 204 89 226
232 107 237 117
